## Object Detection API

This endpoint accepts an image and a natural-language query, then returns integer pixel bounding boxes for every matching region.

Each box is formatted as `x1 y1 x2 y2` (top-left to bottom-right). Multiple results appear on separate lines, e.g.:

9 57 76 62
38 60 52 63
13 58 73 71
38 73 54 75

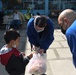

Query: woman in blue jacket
27 15 54 53
27 15 54 75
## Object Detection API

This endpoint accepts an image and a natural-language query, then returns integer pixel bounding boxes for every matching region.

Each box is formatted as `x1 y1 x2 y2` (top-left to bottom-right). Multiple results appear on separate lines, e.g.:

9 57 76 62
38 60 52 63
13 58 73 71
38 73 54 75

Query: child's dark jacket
0 45 30 75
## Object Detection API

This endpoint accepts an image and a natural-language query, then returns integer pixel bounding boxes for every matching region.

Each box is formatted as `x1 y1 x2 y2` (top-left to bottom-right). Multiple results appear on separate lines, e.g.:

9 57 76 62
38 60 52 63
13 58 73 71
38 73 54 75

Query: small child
0 29 33 75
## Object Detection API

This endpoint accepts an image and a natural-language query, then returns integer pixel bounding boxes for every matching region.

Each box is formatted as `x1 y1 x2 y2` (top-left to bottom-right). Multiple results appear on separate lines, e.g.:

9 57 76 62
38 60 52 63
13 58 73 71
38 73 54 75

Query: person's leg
16 20 21 29
31 44 34 75
10 20 14 28
41 53 47 75
11 20 17 29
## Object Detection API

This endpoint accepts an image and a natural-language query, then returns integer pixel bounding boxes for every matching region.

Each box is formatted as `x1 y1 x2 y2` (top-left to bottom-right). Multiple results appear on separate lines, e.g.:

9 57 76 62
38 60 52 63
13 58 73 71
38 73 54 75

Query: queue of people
1 9 25 30
0 9 76 75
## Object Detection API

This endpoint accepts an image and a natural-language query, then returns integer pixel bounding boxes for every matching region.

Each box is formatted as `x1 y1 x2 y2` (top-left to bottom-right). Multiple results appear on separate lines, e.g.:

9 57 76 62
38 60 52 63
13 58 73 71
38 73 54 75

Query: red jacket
0 48 20 65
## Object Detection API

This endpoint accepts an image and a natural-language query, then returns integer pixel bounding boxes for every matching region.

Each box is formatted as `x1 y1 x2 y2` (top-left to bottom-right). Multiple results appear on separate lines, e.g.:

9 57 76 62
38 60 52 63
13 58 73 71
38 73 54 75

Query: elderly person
58 9 76 68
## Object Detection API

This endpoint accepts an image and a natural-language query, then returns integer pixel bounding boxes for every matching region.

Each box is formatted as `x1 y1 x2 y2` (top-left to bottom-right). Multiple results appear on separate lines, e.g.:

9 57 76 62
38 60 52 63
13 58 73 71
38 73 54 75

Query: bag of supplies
27 53 47 74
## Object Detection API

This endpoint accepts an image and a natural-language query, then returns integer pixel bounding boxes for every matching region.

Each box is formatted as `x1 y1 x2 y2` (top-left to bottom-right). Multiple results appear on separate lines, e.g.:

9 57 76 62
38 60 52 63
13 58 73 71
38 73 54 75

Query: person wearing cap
58 9 76 68
27 15 54 75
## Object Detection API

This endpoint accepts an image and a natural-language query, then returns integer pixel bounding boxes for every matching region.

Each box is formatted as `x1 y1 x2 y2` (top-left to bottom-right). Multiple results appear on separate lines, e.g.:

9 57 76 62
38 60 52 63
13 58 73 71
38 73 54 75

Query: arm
22 53 33 66
27 18 37 45
19 12 25 22
66 33 76 54
66 33 76 67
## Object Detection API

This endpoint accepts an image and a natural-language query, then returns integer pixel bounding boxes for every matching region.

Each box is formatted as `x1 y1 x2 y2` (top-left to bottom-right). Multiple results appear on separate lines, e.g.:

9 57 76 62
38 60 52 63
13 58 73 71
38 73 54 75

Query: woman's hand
32 45 35 51
39 49 44 54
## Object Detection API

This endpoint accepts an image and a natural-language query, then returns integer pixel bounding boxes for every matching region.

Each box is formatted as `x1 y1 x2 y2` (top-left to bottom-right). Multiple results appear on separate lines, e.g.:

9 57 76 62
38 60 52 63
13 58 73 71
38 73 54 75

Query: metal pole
59 0 61 10
32 0 34 14
0 0 3 11
45 0 48 16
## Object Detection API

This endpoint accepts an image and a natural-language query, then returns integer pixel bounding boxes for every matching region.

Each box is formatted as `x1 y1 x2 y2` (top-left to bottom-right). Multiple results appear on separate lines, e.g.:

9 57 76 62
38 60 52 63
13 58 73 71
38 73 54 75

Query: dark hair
35 15 47 27
36 12 40 15
4 29 20 44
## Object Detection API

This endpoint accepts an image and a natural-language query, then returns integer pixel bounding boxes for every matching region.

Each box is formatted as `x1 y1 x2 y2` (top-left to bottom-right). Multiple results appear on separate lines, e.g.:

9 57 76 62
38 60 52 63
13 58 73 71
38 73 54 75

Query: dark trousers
11 20 21 30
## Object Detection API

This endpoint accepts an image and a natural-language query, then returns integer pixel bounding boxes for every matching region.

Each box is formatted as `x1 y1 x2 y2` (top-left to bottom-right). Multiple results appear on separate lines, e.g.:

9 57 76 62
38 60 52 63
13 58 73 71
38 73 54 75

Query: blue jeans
11 20 21 30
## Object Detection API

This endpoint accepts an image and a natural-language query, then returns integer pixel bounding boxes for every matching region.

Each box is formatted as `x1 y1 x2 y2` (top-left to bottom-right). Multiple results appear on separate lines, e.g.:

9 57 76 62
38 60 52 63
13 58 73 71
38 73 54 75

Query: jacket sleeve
66 33 76 67
27 18 36 45
40 19 54 51
66 33 76 55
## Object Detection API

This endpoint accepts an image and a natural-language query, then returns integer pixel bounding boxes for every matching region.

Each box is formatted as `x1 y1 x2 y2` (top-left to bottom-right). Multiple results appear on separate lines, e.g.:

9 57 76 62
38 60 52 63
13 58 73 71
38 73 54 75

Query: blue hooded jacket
27 17 54 52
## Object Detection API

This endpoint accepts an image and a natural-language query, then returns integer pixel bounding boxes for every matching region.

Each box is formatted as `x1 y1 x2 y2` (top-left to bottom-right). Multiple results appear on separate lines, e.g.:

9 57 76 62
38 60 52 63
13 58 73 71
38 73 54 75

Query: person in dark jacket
58 9 76 68
27 15 54 75
0 28 33 75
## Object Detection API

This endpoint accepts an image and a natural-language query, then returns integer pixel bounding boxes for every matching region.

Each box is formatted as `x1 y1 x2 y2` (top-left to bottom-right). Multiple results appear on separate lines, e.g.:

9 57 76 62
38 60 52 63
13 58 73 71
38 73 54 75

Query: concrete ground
0 18 76 75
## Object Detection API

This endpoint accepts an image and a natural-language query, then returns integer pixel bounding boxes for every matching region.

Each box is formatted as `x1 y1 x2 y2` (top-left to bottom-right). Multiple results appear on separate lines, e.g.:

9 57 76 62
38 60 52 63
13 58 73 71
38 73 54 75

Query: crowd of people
0 9 76 75
0 8 25 30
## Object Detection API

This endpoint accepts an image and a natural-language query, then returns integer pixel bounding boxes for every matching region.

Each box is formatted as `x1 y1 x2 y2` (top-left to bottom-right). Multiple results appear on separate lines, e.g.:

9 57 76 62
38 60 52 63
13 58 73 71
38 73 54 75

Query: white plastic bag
27 53 47 74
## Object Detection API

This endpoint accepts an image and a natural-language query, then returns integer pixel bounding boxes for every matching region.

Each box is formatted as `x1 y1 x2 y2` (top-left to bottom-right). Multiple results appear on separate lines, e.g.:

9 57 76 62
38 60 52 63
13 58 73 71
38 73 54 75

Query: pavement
0 18 76 75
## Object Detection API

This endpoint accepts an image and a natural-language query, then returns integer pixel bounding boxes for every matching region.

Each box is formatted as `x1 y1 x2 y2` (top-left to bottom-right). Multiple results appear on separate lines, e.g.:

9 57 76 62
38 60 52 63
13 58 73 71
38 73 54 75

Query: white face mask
34 27 44 32
12 41 17 48
36 28 44 32
12 44 16 48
